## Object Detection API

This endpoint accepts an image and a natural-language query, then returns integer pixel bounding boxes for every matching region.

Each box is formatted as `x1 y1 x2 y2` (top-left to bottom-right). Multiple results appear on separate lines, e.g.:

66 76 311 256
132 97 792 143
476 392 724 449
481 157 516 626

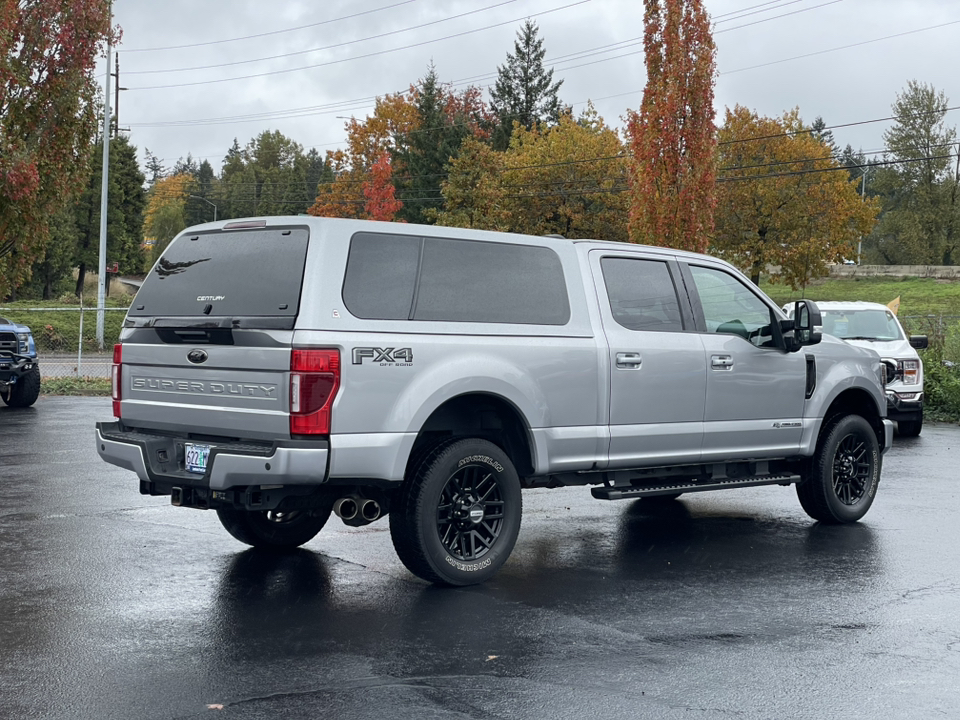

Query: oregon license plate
184 443 210 474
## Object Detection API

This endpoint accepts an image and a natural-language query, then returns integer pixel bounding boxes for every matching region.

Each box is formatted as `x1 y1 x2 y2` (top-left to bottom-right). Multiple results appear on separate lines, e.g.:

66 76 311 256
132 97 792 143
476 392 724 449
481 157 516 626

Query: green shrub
41 377 111 396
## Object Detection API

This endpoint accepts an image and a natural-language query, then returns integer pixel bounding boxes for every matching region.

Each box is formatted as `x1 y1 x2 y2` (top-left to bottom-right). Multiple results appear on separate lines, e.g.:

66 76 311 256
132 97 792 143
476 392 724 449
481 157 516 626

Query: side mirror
909 335 928 350
792 300 822 349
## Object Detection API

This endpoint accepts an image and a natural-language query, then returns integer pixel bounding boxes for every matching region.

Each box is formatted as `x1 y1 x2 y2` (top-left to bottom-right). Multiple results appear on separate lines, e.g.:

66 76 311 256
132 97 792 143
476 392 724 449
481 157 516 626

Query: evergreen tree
72 135 146 296
489 20 564 151
810 116 839 157
184 160 218 227
172 153 200 178
143 148 167 185
394 65 472 224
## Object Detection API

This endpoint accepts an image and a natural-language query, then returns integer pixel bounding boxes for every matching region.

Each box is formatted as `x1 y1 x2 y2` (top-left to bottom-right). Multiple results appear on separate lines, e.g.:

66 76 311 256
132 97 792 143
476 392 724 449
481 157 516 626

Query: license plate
185 443 210 474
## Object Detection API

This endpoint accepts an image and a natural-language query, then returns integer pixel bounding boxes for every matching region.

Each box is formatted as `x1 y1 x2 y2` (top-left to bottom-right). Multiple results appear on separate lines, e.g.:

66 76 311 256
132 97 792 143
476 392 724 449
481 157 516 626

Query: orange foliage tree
309 92 418 219
713 106 880 288
627 0 716 252
363 153 403 222
0 0 115 296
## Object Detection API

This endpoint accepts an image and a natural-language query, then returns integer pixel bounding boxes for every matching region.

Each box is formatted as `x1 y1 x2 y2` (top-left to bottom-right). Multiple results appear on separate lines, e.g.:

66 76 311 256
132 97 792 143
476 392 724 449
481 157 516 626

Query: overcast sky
103 0 960 174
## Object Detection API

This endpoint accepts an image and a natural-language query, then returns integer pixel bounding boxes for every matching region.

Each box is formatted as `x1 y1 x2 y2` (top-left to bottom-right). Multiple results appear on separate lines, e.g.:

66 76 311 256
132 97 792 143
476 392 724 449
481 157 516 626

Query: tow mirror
792 300 822 348
909 335 928 350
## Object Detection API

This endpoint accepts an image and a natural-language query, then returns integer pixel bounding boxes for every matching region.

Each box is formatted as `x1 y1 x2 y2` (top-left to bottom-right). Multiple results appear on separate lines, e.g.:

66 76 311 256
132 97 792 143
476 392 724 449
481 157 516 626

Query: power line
715 0 843 34
723 17 960 75
122 0 420 53
128 0 592 91
126 0 520 75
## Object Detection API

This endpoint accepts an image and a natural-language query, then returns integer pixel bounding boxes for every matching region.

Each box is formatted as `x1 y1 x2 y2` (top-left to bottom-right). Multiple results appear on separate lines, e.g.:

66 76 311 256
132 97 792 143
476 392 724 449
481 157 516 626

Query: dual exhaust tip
333 496 381 526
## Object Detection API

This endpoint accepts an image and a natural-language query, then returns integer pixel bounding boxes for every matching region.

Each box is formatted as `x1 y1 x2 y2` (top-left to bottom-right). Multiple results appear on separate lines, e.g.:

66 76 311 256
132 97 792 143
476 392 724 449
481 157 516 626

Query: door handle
616 352 642 369
711 354 734 369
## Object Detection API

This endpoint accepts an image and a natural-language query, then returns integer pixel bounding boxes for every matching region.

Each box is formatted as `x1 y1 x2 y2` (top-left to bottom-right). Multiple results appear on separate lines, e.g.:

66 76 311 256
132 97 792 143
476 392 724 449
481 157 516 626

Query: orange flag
887 296 901 315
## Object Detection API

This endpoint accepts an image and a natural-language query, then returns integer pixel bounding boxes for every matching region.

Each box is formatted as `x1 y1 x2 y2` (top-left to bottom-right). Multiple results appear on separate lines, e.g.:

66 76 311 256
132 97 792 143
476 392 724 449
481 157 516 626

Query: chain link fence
900 315 960 365
0 306 128 378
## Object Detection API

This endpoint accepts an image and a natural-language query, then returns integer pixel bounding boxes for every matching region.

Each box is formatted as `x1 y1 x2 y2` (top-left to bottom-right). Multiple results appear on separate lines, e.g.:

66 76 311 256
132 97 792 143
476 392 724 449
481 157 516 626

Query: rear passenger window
601 257 684 332
415 238 569 325
342 233 570 325
342 233 420 320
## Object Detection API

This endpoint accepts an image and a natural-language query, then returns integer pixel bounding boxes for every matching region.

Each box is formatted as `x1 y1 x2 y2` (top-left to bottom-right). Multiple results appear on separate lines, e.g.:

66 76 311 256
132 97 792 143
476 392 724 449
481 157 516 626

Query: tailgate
120 337 292 441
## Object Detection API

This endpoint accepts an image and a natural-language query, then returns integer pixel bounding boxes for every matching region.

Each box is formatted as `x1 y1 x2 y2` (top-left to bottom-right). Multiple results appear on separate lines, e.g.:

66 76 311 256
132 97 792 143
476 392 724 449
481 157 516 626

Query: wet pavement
1 397 959 719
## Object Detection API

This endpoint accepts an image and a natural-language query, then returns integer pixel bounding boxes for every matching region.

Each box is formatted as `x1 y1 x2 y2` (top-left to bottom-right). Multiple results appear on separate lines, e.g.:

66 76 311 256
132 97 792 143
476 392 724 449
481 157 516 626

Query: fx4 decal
352 347 414 365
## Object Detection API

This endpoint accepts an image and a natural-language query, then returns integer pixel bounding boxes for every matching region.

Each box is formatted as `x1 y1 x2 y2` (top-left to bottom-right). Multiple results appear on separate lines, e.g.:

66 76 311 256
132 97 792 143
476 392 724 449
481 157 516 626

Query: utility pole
112 52 128 137
96 20 112 349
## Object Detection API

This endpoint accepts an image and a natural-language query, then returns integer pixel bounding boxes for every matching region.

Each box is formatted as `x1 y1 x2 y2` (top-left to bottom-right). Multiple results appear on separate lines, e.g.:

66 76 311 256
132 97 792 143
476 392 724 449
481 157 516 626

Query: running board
591 473 801 500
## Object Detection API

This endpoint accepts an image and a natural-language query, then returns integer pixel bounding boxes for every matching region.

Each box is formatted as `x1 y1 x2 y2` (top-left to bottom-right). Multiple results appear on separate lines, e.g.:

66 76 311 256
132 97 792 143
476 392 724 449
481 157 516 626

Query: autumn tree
489 20 564 151
869 81 960 265
500 106 629 240
309 92 418 219
0 0 114 297
713 106 879 288
363 153 403 221
626 0 716 253
143 173 191 261
431 135 509 231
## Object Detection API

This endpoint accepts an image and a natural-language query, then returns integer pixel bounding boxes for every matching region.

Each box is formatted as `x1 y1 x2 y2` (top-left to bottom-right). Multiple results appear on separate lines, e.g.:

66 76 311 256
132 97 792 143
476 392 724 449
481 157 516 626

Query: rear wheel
2 366 40 408
797 414 880 523
217 502 333 549
390 438 522 586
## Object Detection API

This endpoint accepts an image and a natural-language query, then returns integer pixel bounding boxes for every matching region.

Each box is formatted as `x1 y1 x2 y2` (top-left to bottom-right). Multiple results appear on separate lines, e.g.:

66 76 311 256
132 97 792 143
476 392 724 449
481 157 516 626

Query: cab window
689 265 775 347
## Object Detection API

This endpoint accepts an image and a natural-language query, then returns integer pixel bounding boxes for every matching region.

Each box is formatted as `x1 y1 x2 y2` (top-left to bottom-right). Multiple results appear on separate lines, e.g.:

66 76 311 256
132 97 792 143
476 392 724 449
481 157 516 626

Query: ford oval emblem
187 349 208 364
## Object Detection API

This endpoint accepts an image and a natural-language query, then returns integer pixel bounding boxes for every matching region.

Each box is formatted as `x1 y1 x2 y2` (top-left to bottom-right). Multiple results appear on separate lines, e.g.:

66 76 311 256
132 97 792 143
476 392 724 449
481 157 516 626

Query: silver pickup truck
96 217 893 585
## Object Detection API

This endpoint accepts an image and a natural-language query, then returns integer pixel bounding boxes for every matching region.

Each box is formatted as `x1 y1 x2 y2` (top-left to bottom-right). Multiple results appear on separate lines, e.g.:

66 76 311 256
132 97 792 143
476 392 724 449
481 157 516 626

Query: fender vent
805 354 817 399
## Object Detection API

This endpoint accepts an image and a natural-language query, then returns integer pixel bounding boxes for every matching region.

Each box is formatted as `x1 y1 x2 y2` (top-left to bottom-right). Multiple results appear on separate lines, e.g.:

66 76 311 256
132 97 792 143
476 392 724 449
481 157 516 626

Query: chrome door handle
711 354 734 369
616 352 642 369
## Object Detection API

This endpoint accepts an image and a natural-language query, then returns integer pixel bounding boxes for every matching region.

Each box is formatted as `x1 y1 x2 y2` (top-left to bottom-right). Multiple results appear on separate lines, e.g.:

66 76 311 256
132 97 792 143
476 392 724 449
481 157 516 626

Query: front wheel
2 366 40 408
390 438 522 586
797 414 880 524
217 503 332 549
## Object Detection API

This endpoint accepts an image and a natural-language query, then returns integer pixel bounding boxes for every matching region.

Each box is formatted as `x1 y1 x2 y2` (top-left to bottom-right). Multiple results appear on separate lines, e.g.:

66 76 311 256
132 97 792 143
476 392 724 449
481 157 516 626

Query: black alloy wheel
797 414 880 524
437 461 506 562
390 438 522 586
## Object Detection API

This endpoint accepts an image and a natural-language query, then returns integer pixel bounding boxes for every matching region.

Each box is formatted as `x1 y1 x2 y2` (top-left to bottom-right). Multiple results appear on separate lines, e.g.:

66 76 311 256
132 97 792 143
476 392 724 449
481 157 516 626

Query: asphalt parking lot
1 397 959 719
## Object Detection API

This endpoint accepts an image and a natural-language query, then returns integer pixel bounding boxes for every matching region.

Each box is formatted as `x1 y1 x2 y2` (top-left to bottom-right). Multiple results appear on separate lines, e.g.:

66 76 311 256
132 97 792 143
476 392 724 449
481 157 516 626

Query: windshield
821 309 903 341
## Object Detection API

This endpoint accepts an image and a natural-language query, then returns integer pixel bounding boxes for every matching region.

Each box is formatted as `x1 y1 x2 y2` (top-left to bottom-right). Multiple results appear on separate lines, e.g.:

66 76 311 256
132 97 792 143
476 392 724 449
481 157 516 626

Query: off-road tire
797 414 880 524
217 502 333 549
2 366 40 408
390 438 522 586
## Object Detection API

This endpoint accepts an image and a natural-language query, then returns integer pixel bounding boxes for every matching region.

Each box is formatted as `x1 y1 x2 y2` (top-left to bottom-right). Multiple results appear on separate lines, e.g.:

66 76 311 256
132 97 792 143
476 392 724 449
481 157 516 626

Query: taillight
111 344 122 418
901 359 920 385
290 348 340 435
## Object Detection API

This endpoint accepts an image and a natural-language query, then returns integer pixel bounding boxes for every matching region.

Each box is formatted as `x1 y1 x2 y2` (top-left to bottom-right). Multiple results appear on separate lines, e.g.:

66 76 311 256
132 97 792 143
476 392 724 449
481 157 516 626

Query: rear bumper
95 422 329 492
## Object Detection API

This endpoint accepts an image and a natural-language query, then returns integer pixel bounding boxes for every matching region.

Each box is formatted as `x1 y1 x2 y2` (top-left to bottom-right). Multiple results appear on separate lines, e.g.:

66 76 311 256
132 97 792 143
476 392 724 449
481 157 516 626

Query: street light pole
96 14 112 350
189 195 218 222
849 162 869 265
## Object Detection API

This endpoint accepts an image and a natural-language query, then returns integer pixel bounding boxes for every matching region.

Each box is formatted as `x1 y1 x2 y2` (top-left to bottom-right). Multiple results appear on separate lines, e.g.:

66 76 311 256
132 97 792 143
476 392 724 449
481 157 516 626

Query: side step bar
591 473 801 501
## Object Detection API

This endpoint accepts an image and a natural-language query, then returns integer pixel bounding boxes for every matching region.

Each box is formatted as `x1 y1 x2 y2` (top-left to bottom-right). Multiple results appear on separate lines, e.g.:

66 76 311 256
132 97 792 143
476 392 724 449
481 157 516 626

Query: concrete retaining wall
829 265 960 279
